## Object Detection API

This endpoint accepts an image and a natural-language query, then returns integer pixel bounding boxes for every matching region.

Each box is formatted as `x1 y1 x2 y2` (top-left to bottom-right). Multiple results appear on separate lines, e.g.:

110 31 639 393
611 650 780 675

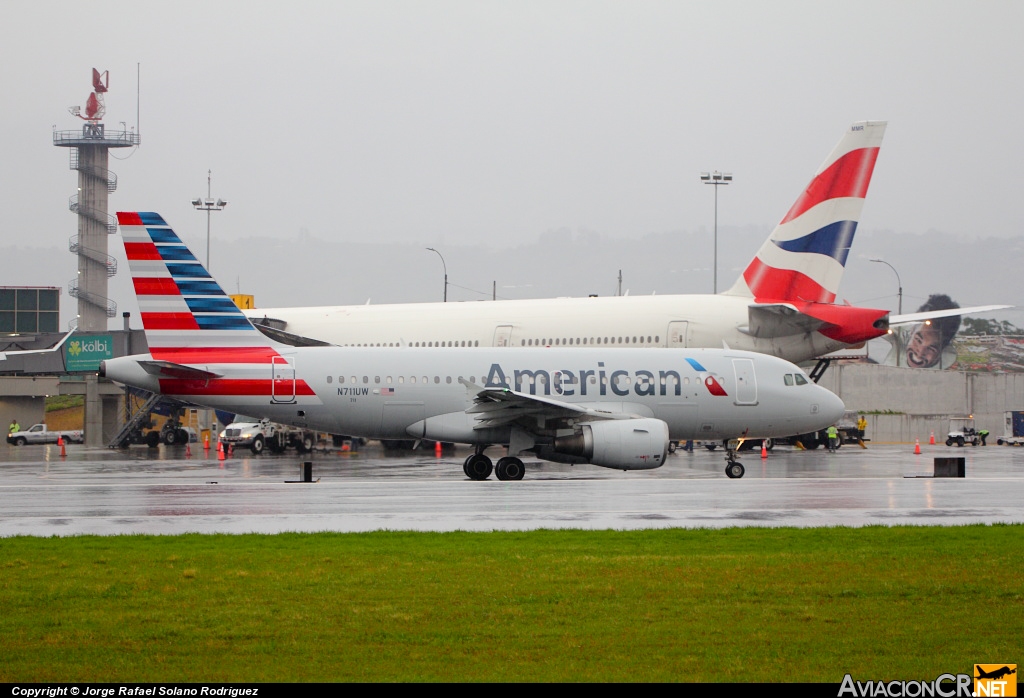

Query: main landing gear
462 448 526 481
723 441 745 479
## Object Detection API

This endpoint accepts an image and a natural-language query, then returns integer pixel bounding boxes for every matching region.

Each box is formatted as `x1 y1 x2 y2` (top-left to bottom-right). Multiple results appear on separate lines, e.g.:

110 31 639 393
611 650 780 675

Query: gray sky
2 1 1023 325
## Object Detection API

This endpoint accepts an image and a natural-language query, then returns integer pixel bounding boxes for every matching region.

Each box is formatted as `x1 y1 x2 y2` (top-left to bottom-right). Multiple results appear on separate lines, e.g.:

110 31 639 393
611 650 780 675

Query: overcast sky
2 1 1022 325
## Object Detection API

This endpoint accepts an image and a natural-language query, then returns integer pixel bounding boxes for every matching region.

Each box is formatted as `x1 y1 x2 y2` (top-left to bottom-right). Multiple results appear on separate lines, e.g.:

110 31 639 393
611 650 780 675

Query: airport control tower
53 69 140 331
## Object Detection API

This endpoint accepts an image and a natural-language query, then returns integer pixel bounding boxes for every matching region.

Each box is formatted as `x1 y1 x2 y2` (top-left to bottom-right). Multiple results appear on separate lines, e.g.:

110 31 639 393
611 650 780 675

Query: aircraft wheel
251 435 265 455
465 454 493 480
668 441 677 454
145 431 160 448
495 456 525 481
763 438 774 451
725 462 745 479
163 429 178 445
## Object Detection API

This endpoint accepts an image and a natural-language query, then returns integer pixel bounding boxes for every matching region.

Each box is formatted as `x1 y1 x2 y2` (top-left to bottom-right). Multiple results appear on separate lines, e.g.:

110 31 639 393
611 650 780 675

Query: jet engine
550 418 669 470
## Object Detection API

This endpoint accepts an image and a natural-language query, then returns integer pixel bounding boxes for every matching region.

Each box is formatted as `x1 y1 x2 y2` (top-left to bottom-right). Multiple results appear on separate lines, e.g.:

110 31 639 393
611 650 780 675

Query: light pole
701 170 732 293
191 169 227 270
426 247 447 302
870 258 902 315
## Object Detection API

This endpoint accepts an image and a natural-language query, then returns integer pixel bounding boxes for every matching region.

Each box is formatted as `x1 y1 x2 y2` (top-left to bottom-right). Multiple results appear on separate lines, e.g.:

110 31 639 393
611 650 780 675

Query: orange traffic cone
218 442 225 461
914 438 921 455
228 443 234 457
434 440 442 457
58 435 66 457
204 433 210 451
929 431 935 445
760 442 768 459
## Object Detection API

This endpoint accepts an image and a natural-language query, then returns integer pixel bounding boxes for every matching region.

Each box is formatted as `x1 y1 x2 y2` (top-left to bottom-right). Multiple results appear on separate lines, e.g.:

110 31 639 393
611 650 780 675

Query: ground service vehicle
7 424 84 446
219 418 317 455
996 411 1024 446
946 417 981 447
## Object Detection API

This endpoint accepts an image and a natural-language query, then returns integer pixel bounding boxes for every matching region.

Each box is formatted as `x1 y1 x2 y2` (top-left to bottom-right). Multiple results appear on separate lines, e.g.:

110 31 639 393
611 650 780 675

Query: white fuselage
103 346 844 446
246 294 848 364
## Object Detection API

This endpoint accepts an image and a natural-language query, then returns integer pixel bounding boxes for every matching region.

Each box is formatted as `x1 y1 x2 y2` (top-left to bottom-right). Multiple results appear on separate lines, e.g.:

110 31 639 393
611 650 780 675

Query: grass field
1 525 1021 682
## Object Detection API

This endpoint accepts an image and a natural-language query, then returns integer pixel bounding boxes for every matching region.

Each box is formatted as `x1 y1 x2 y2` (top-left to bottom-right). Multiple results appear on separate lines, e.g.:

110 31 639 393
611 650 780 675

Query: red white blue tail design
116 211 319 404
726 121 886 303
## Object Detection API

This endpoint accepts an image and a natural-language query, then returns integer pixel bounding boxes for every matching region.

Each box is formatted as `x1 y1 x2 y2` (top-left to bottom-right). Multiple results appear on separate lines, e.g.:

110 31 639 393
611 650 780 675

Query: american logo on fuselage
484 360 729 397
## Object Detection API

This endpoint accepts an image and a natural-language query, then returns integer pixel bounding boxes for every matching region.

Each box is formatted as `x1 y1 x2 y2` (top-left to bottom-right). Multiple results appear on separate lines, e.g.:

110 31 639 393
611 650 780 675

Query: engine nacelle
552 418 669 470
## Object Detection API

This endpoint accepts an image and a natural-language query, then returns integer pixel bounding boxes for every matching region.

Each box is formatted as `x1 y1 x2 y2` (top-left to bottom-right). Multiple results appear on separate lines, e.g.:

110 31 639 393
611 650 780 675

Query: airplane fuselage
247 294 869 365
103 346 844 450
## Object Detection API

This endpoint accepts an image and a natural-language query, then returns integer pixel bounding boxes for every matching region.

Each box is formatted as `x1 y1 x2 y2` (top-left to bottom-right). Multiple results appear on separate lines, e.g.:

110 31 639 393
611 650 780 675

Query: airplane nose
819 386 846 425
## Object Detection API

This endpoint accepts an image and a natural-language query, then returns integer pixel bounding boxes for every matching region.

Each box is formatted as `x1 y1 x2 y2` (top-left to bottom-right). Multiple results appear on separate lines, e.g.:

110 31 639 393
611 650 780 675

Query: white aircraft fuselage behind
247 293 872 364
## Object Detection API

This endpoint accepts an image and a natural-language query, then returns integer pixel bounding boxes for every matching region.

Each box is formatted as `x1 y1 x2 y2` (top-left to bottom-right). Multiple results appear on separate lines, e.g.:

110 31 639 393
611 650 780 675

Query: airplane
975 666 1016 681
244 120 1008 374
100 211 846 479
0 330 75 361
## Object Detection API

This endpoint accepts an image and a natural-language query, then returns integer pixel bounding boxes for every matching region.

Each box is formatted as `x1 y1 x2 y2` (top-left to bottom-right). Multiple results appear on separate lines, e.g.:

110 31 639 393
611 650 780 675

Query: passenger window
375 376 381 384
327 376 333 384
434 376 440 384
411 376 417 384
784 374 794 386
446 376 452 384
339 376 345 384
387 376 393 383
362 376 368 383
399 376 404 384
795 374 808 385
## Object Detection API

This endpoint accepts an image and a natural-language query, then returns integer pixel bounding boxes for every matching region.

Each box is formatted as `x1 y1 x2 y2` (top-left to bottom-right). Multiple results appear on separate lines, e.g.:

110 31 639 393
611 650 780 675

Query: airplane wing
0 330 75 361
136 360 223 381
889 304 1013 326
461 379 632 430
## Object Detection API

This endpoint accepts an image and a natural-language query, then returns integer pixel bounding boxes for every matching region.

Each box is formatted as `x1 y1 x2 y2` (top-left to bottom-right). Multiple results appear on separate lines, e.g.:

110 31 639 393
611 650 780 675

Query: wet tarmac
1 440 1023 535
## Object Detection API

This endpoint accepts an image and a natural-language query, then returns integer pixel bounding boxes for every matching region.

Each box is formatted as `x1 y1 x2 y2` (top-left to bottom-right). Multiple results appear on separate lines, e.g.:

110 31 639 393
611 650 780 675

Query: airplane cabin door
667 321 688 348
493 325 514 347
732 358 757 405
272 356 296 403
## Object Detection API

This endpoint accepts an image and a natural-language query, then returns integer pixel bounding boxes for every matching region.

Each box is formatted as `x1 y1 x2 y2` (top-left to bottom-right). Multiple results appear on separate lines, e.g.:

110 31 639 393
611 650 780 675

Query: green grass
44 394 84 412
1 526 1021 682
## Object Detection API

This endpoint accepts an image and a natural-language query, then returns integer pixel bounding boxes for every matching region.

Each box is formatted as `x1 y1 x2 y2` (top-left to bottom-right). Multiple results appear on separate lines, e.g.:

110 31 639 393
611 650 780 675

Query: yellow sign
230 294 255 309
975 665 1017 697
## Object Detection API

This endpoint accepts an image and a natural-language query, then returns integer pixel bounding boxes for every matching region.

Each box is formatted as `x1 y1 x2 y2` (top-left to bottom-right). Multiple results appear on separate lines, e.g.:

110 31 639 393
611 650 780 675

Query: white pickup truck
218 417 317 455
7 423 84 446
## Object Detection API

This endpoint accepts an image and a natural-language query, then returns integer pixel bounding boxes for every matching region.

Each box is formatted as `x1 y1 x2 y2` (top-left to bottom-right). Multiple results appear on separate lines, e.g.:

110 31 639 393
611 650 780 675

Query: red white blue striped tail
725 121 886 303
116 212 319 404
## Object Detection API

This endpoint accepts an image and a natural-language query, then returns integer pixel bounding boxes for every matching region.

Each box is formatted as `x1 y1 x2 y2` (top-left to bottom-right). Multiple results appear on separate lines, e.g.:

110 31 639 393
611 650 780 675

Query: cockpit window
784 374 794 386
794 373 808 385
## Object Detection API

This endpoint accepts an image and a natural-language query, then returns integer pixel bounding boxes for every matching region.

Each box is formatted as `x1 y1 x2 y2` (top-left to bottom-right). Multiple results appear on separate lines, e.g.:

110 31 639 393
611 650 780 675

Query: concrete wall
818 363 1024 443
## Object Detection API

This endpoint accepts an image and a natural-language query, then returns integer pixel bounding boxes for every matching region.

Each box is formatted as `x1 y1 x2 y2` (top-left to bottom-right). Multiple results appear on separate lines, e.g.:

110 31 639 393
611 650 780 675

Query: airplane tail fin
116 211 284 363
725 121 887 303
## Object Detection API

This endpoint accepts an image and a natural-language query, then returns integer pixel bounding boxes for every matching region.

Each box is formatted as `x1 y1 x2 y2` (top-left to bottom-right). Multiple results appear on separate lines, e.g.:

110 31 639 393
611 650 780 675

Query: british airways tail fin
725 121 887 303
116 211 283 361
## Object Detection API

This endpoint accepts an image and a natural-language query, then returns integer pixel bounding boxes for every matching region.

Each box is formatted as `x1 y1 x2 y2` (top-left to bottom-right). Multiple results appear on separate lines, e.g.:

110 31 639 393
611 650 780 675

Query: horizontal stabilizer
252 321 333 347
137 360 223 381
889 304 1013 326
0 330 75 361
743 304 827 338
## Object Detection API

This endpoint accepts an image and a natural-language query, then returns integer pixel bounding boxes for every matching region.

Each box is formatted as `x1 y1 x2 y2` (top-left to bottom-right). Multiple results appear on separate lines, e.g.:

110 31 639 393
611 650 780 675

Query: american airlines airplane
244 121 1007 369
101 212 845 479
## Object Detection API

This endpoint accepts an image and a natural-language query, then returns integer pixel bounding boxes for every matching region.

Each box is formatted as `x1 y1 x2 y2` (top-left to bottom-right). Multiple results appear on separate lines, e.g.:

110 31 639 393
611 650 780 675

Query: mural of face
905 323 943 368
